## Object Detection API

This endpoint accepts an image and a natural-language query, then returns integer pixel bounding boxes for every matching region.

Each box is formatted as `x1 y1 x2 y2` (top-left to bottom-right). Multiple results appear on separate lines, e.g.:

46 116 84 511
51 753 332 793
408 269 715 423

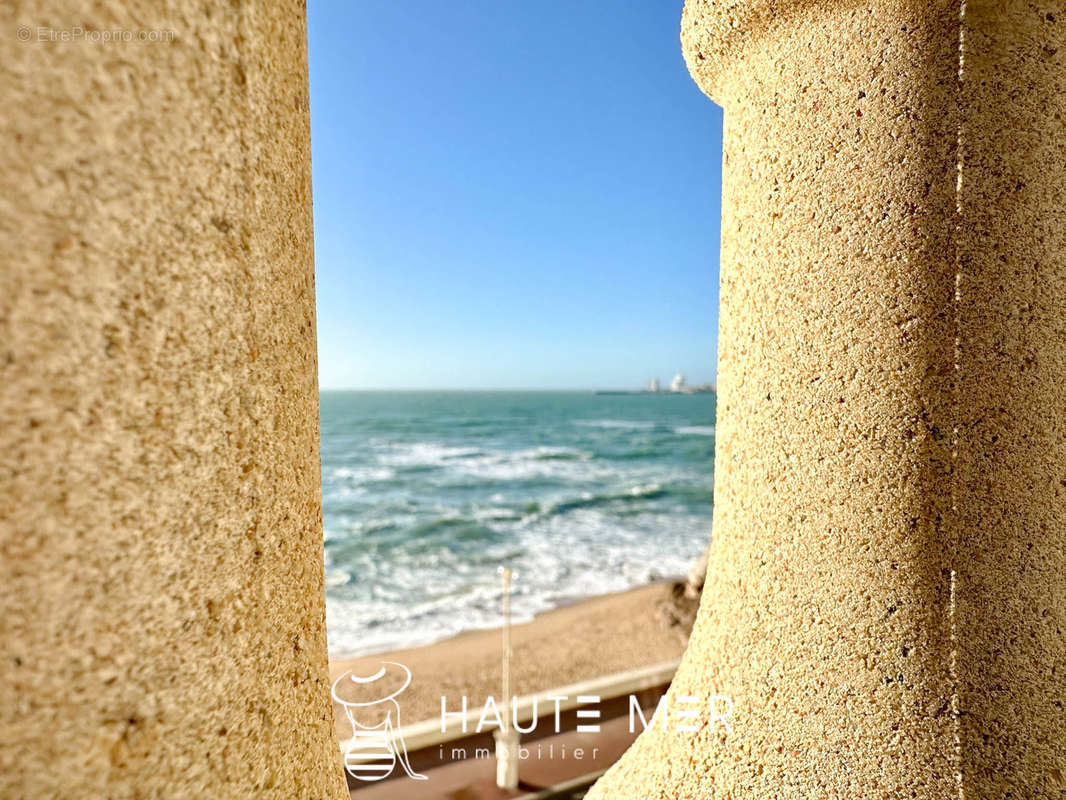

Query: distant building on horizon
613 374 712 395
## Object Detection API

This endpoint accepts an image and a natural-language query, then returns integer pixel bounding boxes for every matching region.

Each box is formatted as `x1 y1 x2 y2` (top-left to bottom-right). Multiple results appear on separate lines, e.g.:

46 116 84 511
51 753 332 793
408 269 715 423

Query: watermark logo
440 691 734 765
334 660 734 783
332 662 427 782
440 692 735 738
15 24 175 43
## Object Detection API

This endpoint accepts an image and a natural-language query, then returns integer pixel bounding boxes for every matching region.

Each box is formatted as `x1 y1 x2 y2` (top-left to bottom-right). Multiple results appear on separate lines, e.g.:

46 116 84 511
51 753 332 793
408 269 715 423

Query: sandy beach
329 581 686 733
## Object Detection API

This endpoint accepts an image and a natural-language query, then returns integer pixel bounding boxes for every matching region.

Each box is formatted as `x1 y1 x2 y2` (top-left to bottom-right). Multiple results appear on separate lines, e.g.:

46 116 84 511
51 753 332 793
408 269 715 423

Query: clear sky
307 1 723 390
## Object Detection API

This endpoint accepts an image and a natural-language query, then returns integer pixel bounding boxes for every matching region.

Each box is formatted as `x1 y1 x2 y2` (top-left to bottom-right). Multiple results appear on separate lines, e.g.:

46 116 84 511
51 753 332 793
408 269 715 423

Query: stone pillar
589 1 1066 797
954 3 1066 794
0 3 348 799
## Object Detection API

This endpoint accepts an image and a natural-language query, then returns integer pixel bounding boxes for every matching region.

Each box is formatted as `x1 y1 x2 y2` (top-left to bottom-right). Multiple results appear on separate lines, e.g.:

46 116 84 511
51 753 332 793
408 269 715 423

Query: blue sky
307 1 723 390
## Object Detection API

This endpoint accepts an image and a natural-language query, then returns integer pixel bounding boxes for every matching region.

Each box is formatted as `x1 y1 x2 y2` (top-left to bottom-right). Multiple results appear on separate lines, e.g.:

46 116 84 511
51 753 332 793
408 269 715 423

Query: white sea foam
319 392 716 658
325 505 709 657
332 465 396 482
377 442 483 467
377 442 602 483
574 419 657 429
324 569 351 588
675 425 716 436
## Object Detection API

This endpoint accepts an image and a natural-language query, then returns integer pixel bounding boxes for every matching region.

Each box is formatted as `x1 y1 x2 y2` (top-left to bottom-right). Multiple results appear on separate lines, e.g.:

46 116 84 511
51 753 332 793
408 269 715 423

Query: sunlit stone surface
0 2 347 797
589 1 1066 797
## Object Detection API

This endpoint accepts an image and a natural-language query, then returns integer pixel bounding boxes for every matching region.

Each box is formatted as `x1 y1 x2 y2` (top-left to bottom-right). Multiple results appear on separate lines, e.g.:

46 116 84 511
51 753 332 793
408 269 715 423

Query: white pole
495 566 519 790
502 566 511 711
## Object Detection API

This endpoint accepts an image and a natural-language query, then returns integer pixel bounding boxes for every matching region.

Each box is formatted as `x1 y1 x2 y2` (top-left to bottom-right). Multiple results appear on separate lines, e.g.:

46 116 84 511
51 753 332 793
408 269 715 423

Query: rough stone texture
589 1 1066 797
0 2 348 798
955 2 1066 795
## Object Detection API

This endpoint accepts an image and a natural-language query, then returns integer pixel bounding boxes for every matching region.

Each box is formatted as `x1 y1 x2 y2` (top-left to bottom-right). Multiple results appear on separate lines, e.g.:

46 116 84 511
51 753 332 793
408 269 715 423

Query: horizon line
317 386 718 393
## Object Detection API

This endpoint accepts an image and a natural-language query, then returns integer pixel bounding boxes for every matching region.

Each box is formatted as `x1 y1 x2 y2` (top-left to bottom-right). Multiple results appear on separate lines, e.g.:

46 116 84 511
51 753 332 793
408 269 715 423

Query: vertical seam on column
950 1 967 798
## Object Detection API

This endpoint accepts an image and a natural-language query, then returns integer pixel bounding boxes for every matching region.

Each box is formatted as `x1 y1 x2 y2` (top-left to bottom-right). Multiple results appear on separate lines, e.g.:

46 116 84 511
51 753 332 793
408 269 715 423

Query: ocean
320 390 716 656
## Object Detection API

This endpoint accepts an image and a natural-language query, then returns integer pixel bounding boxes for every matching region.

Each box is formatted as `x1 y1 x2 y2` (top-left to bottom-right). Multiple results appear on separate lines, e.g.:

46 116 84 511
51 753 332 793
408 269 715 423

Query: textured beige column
0 3 348 798
589 1 1066 797
955 2 1066 795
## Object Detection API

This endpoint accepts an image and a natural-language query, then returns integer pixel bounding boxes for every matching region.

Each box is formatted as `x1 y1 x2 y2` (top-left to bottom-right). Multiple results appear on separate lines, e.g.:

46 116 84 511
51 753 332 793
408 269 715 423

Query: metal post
495 566 520 789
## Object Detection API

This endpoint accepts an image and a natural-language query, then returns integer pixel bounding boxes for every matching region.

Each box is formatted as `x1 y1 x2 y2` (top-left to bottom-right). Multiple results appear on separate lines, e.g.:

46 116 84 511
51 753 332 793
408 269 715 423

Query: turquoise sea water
320 391 715 656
